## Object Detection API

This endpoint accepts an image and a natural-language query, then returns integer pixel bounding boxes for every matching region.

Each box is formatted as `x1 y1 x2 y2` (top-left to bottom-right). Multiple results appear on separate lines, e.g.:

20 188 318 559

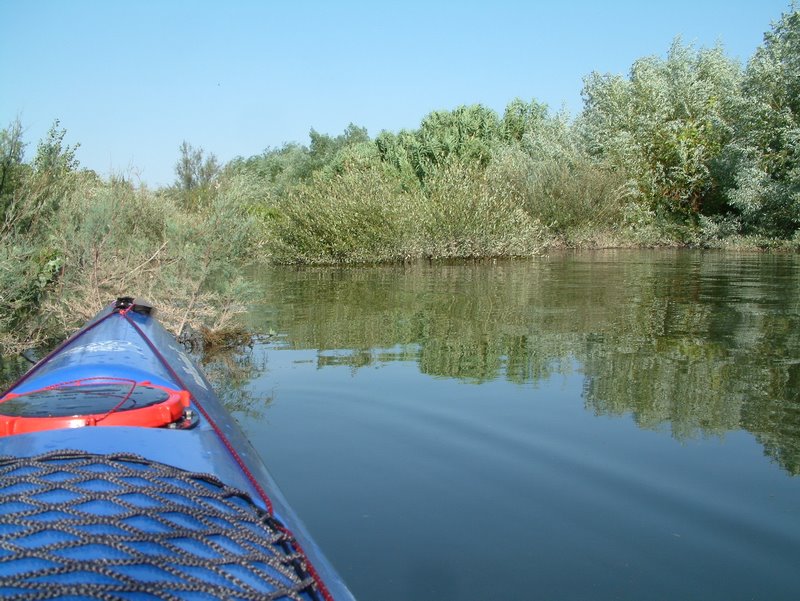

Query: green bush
264 157 545 263
266 165 415 264
416 160 543 258
489 114 632 234
580 40 741 215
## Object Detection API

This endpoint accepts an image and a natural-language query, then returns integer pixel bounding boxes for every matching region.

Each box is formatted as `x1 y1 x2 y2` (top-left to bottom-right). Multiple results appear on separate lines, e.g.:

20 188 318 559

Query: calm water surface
226 250 799 601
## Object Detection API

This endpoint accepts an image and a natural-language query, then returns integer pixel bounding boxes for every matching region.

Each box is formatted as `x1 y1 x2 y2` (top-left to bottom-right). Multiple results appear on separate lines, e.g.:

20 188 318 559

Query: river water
221 250 799 601
0 250 796 599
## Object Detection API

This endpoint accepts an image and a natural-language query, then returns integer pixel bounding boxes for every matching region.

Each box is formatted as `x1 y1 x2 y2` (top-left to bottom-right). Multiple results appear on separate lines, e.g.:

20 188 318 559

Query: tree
376 104 502 183
0 120 80 238
34 119 80 178
305 123 370 177
230 124 371 194
0 118 28 218
580 40 741 215
722 6 800 236
175 141 219 191
173 141 220 210
501 98 548 143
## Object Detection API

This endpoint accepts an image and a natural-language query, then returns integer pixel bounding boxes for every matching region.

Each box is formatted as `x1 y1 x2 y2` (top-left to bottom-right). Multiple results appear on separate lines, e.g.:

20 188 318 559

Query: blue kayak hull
0 300 354 600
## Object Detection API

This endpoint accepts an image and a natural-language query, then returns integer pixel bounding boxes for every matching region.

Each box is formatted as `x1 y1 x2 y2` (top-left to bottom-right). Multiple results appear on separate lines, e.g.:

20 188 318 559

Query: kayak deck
0 450 316 600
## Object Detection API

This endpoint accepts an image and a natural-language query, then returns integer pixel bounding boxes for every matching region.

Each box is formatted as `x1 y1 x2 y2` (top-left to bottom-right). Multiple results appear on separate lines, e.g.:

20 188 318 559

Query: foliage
266 163 415 264
228 123 371 198
34 120 80 178
490 111 632 236
0 127 260 355
501 97 549 143
580 40 741 215
307 123 370 178
416 160 543 258
227 142 309 201
1 120 84 241
0 118 28 221
175 140 219 191
376 104 503 183
173 141 220 210
721 6 800 236
262 151 545 263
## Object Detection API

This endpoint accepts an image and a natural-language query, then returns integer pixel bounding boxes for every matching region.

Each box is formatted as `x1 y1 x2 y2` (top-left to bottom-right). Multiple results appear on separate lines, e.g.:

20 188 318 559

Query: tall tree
580 40 741 215
0 118 27 217
175 141 219 191
723 6 800 235
377 104 502 183
501 98 548 143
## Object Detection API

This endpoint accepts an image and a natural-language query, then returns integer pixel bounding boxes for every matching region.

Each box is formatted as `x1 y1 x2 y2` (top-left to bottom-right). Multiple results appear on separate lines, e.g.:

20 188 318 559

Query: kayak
0 297 355 601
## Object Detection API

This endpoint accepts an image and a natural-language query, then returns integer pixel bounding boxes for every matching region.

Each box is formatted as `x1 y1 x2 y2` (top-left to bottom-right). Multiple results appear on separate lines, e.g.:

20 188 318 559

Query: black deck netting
0 450 324 601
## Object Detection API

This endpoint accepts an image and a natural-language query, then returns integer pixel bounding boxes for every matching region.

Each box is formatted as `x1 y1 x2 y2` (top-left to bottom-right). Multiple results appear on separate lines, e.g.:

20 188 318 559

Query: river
207 249 799 601
4 249 797 600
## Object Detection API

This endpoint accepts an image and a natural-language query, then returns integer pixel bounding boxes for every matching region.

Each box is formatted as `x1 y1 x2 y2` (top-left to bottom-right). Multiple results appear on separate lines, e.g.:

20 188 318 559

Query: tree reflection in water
248 251 800 474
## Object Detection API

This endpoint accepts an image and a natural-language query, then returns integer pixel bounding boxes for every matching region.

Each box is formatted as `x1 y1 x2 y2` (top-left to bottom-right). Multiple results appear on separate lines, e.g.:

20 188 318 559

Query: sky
0 0 793 187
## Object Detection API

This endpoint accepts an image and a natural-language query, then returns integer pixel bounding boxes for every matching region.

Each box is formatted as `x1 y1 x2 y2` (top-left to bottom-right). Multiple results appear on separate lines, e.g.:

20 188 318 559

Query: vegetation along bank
1 7 798 354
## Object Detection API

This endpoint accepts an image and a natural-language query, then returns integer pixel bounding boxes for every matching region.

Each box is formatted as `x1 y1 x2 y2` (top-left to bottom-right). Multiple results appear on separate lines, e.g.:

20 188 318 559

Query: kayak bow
0 298 355 601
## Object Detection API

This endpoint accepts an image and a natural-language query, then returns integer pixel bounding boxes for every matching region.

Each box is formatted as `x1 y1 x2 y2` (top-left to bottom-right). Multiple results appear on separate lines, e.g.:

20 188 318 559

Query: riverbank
0 154 796 358
2 6 798 353
4 166 792 362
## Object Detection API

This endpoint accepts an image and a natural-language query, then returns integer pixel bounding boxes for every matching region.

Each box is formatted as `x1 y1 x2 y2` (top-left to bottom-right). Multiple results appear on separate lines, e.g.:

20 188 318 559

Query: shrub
416 160 543 258
0 160 261 354
266 165 415 264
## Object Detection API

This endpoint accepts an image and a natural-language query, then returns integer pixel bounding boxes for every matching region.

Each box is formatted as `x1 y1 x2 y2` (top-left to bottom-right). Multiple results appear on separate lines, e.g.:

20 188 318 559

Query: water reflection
249 251 800 474
0 355 31 393
195 344 270 419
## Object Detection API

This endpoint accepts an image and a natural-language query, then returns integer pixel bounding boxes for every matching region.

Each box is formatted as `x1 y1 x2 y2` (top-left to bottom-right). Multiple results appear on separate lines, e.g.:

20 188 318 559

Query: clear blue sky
0 0 792 187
